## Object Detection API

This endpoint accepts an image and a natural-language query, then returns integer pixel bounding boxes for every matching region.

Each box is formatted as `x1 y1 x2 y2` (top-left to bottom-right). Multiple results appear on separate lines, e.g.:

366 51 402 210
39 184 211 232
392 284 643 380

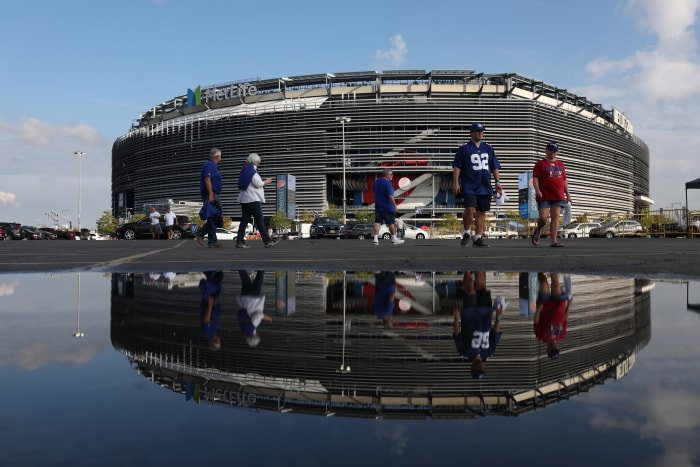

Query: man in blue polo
195 148 223 248
452 123 503 248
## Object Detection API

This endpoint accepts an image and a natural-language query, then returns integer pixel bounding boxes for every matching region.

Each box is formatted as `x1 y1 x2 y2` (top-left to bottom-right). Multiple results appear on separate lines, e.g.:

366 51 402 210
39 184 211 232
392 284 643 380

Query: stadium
111 69 652 224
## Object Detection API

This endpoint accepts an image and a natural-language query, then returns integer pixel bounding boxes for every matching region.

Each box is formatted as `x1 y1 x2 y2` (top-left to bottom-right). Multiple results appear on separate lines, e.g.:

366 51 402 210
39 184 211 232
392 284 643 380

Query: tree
324 205 343 219
352 208 374 223
96 210 119 234
435 213 462 236
298 209 315 223
270 210 293 233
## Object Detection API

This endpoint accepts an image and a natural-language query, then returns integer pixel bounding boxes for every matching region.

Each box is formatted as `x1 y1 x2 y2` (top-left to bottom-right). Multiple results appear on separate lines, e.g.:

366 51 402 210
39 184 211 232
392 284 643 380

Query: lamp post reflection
73 273 84 338
337 271 351 373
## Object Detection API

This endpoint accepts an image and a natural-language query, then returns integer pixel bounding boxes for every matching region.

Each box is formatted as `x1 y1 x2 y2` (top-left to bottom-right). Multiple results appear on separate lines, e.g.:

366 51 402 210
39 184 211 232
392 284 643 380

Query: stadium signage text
204 82 257 103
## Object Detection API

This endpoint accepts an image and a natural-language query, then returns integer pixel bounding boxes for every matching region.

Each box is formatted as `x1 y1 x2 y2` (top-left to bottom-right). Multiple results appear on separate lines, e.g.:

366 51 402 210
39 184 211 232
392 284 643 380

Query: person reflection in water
374 271 397 328
452 271 506 379
199 270 224 351
534 273 573 360
237 270 272 347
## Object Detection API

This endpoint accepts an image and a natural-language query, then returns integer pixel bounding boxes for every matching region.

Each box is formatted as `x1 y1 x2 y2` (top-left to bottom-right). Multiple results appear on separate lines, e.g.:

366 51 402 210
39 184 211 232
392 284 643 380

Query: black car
310 217 347 239
116 215 194 240
345 223 374 239
23 226 47 240
41 228 76 240
0 222 25 240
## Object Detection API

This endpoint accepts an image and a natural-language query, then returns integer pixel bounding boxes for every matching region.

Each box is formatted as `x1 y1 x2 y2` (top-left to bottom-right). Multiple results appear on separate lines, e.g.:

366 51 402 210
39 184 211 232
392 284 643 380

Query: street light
73 273 84 338
336 117 351 224
74 151 86 232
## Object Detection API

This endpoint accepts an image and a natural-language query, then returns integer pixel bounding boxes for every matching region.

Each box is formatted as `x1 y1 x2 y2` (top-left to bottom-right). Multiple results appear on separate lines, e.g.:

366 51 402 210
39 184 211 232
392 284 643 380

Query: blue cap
546 141 559 151
469 122 485 132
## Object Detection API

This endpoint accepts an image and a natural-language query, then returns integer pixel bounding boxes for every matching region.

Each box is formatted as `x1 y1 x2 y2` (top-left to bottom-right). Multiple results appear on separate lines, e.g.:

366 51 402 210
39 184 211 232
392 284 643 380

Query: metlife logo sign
187 82 257 108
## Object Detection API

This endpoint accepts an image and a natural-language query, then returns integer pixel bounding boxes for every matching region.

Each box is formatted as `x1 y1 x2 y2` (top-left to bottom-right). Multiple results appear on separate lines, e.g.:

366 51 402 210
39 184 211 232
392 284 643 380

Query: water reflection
110 271 652 419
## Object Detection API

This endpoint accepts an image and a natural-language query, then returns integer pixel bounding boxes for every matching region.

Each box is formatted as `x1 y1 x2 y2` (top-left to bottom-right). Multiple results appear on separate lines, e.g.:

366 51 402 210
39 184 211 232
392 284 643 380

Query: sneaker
373 240 379 245
460 233 471 247
472 237 489 248
264 239 279 248
235 243 249 249
392 238 405 245
195 235 205 247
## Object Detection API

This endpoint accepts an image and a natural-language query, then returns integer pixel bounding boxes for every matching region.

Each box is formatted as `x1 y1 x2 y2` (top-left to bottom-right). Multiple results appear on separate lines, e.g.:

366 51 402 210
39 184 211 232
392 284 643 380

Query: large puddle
2 271 699 466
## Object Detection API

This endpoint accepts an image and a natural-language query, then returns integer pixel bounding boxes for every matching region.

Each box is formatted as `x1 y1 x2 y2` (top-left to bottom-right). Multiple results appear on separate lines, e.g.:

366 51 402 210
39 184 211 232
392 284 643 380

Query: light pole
73 273 84 338
74 151 86 232
336 117 351 224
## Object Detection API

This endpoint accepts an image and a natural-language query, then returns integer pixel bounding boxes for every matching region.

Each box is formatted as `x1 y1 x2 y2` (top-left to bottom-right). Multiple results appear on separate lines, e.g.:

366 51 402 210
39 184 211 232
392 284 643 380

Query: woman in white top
235 153 278 248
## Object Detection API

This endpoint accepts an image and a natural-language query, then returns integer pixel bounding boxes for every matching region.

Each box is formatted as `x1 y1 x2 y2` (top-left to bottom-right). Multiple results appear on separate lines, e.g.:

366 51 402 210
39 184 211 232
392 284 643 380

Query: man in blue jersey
372 168 404 245
452 271 504 378
452 123 503 247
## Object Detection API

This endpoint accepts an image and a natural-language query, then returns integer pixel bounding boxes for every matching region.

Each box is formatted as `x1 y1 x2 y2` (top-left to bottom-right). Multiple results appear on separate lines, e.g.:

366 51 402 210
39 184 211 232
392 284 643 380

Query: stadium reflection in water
111 271 651 419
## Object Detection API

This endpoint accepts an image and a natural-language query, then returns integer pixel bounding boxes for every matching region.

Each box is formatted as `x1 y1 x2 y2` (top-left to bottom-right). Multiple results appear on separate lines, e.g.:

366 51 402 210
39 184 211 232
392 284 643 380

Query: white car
484 226 518 239
562 222 602 238
204 228 237 241
379 223 430 239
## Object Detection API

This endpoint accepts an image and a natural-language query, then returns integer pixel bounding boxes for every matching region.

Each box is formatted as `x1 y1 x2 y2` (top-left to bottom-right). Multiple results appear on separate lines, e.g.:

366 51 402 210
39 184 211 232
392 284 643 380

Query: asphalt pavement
0 236 698 279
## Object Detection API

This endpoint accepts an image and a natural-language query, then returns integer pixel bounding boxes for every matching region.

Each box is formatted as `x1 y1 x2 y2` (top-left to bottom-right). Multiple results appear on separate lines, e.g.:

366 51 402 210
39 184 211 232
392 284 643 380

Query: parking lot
0 236 698 280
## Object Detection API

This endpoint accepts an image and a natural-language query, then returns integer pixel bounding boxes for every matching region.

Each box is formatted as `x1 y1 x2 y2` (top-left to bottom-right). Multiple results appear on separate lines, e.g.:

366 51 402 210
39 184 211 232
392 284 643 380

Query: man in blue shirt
195 148 223 248
452 123 503 247
372 168 404 245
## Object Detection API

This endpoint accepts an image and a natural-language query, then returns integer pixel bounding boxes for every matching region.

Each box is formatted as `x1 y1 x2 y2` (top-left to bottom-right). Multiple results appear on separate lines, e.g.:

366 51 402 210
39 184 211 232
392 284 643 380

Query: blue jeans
237 201 271 244
197 194 221 244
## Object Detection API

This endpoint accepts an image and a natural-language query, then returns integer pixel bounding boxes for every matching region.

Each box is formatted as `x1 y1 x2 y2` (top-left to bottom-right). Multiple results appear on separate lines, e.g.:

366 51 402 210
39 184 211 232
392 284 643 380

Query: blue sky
2 0 699 228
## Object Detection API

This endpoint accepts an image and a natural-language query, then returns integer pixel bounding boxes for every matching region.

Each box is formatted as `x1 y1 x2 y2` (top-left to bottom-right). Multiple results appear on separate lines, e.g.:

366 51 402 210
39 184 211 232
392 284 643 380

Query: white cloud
373 34 408 70
577 0 700 208
0 191 19 206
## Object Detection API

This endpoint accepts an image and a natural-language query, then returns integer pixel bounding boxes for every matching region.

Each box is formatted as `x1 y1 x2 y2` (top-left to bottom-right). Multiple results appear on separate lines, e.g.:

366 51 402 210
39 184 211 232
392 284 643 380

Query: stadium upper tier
112 69 650 221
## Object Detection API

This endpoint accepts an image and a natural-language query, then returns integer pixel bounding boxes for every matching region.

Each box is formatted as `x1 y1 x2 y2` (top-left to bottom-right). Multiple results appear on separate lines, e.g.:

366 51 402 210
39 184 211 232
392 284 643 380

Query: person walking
195 148 224 248
162 207 178 240
452 271 505 378
452 122 502 248
372 168 404 245
235 153 278 248
149 207 162 239
532 141 571 247
236 270 271 347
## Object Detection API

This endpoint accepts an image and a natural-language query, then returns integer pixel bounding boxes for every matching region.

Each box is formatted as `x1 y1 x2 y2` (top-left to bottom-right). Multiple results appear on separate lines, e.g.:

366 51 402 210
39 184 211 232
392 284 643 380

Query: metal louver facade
112 70 650 220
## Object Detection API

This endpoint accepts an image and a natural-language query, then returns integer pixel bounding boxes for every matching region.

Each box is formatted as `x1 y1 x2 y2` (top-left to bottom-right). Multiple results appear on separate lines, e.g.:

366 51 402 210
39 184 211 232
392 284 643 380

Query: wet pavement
0 236 698 279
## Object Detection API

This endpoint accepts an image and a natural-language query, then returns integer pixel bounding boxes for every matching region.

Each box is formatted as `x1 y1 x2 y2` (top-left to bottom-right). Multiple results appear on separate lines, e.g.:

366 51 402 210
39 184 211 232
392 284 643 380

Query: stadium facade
111 69 652 222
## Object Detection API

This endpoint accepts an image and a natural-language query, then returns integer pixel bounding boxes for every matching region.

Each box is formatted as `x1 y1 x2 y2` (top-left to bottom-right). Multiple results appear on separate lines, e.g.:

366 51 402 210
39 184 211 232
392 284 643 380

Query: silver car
589 220 644 238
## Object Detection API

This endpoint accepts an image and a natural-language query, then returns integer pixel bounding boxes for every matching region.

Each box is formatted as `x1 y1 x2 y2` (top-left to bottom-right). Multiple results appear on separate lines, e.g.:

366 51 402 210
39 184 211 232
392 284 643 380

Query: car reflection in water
110 270 652 419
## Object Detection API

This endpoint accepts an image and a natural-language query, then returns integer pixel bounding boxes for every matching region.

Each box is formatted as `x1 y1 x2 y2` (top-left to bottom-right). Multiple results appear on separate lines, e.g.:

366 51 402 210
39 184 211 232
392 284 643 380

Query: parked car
41 228 76 240
310 217 347 239
589 220 644 238
562 222 602 238
115 215 194 240
381 223 429 239
203 228 237 241
88 232 112 240
484 226 518 239
39 229 58 240
0 222 25 240
23 226 46 240
346 223 374 239
0 225 7 241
